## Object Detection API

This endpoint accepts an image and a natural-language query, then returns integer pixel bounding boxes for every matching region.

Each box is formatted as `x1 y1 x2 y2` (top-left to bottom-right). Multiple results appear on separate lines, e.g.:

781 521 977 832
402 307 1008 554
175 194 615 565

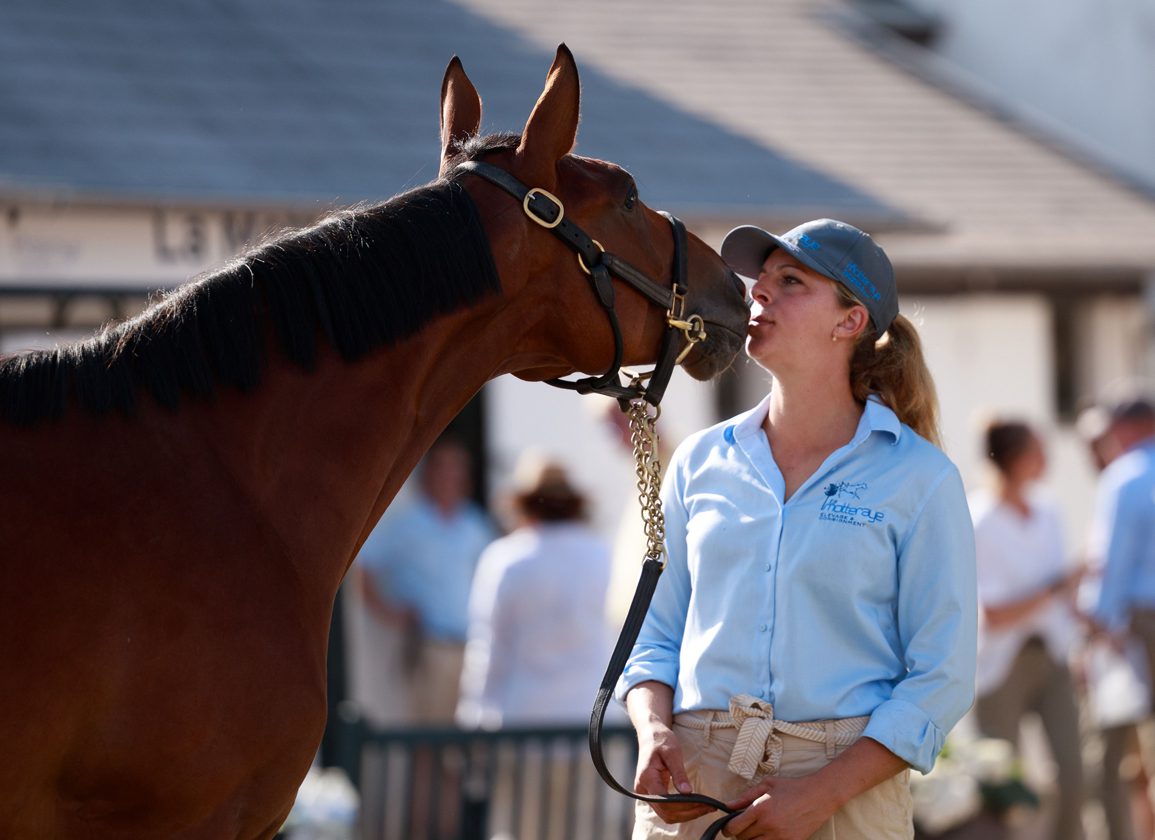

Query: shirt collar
862 396 903 445
730 393 903 445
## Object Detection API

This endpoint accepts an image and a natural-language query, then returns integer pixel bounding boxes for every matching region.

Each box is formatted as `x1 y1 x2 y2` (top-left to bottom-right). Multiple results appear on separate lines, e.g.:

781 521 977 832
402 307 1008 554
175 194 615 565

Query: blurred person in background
1078 404 1125 474
1088 398 1155 840
457 454 615 840
621 219 977 840
457 454 613 728
971 419 1085 840
354 437 495 840
357 436 495 724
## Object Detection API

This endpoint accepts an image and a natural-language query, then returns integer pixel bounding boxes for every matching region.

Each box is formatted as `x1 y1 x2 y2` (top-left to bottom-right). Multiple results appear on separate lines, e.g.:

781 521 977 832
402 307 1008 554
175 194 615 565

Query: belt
677 695 869 780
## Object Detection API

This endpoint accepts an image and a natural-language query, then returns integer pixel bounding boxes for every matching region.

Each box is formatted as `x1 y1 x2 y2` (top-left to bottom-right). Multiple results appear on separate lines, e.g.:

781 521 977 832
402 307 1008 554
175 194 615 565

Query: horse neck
184 297 518 598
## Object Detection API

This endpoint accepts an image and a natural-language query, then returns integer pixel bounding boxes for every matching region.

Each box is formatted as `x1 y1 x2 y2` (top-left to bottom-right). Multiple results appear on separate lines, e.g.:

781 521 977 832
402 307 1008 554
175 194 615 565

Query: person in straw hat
457 455 617 840
458 453 613 729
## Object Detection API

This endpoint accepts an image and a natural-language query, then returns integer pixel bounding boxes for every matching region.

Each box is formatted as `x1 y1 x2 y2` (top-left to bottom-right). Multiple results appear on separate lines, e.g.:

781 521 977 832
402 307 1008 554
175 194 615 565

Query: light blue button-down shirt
359 498 495 642
618 395 977 773
1093 439 1155 633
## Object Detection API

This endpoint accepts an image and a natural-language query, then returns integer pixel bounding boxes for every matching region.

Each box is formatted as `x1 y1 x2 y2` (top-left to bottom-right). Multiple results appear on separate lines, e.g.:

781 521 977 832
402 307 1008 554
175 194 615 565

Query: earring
831 332 838 342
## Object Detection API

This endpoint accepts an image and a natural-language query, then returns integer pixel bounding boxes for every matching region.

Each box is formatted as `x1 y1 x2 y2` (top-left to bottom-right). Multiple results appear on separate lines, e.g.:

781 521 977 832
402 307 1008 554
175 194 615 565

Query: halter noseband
454 160 706 407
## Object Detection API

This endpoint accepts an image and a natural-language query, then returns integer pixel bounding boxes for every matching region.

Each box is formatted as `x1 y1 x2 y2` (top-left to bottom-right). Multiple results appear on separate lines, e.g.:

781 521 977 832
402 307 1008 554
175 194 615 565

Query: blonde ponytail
848 314 941 447
832 277 941 446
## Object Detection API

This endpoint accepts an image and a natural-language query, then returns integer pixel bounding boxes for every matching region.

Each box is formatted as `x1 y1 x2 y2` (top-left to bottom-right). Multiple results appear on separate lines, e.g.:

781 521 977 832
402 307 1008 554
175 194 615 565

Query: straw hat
510 454 586 521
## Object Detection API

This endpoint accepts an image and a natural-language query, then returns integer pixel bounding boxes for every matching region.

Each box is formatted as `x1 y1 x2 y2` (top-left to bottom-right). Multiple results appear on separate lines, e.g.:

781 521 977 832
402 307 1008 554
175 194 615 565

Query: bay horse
0 46 748 838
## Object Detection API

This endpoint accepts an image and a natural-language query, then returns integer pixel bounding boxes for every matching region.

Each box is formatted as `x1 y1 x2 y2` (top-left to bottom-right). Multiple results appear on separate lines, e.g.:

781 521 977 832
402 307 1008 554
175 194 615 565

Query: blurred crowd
342 393 1155 840
352 435 617 734
927 396 1155 840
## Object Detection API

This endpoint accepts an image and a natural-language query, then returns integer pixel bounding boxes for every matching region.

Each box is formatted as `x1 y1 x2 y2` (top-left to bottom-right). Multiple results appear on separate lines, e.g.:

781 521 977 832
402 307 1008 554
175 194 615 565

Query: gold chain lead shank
625 397 667 568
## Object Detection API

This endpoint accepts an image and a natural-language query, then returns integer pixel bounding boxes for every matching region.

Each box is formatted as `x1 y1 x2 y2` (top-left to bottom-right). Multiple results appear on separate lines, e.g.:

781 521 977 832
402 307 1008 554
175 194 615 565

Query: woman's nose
751 277 772 305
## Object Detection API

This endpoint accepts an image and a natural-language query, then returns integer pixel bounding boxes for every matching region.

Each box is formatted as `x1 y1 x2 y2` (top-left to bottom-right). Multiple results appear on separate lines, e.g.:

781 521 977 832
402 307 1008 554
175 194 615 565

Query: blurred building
3 0 1154 552
896 0 1155 190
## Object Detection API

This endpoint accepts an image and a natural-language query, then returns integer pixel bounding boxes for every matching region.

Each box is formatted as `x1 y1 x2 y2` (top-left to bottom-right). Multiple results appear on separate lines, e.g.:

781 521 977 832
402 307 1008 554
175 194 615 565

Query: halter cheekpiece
453 160 706 407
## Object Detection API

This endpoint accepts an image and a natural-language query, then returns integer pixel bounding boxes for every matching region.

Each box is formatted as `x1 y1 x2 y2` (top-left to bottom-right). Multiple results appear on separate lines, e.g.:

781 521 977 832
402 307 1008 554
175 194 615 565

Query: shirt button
759 624 768 632
765 563 772 571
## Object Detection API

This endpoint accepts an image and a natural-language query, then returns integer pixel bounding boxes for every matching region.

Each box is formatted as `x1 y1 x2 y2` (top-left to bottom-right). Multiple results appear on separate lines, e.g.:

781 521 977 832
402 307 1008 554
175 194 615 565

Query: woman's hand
634 720 715 823
627 680 716 824
723 737 908 839
722 775 835 840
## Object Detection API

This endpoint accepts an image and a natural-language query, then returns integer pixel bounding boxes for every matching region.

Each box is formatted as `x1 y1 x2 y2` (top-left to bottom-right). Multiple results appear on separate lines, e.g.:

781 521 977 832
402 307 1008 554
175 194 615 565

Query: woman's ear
834 304 871 342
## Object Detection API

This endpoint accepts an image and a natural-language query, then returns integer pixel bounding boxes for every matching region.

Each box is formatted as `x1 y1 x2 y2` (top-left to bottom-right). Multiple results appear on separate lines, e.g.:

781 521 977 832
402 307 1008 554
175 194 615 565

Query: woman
972 420 1084 840
618 219 977 840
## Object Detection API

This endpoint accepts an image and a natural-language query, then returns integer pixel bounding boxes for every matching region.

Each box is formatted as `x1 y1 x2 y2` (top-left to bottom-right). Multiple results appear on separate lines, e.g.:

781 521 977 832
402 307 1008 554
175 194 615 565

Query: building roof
0 0 899 225
450 0 1155 284
3 0 1154 287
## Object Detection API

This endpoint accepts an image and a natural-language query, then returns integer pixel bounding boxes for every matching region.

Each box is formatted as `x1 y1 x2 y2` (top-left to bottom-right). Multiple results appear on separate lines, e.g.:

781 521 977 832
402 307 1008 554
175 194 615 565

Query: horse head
438 45 749 390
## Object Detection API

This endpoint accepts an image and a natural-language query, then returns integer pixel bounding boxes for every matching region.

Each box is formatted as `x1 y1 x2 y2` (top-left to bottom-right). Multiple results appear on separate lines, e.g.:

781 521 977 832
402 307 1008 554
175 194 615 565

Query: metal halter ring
577 240 605 275
672 314 707 364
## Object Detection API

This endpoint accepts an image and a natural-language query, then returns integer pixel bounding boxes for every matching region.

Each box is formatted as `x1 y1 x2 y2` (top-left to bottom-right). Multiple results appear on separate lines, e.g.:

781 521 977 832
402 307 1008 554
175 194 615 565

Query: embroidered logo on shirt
823 481 867 500
819 481 886 526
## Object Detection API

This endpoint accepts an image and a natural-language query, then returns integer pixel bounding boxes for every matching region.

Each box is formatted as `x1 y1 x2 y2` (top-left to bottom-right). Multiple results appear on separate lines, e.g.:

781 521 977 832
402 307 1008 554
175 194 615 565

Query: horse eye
624 185 638 211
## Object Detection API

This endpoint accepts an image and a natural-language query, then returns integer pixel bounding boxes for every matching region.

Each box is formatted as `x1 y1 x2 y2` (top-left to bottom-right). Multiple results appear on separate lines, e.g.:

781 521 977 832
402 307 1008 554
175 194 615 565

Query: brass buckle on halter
523 187 565 229
666 285 708 362
666 284 689 325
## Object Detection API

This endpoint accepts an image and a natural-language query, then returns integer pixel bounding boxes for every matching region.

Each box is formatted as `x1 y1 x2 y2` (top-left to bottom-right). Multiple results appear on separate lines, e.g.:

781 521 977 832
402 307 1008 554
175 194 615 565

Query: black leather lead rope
588 558 744 838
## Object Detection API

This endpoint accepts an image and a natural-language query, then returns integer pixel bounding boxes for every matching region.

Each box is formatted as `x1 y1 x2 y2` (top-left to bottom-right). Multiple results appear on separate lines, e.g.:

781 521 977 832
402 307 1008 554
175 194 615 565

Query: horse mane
0 170 505 426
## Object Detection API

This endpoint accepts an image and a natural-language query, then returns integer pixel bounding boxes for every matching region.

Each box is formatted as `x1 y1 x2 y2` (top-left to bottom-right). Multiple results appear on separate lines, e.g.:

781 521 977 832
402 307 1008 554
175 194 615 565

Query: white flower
911 764 982 835
952 737 1017 785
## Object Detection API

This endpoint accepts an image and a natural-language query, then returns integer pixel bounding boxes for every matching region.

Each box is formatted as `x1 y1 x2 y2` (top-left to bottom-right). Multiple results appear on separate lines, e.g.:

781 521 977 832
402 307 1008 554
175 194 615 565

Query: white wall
911 292 1113 557
1075 294 1151 403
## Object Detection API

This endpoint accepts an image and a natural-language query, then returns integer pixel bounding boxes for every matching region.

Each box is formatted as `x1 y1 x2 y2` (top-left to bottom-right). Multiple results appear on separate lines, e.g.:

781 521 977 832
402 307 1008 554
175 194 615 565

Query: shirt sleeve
615 454 692 703
863 465 978 773
1094 473 1148 633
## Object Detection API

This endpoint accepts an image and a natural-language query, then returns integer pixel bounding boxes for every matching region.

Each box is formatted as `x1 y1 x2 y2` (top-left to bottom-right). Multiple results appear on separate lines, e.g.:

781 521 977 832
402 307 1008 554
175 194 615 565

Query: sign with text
1 202 318 291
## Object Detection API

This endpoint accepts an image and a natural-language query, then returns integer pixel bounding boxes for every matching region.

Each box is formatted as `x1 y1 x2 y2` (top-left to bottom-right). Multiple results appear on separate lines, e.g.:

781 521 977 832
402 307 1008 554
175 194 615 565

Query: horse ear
515 44 580 186
439 56 482 178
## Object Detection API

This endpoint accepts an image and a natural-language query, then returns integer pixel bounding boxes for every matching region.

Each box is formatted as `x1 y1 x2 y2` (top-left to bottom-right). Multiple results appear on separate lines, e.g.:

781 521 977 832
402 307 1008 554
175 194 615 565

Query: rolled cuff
862 697 947 774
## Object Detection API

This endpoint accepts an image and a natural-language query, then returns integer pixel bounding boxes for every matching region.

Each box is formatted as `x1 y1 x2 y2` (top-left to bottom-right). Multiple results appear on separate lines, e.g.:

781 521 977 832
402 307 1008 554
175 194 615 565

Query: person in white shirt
972 419 1085 840
457 455 613 728
457 456 615 840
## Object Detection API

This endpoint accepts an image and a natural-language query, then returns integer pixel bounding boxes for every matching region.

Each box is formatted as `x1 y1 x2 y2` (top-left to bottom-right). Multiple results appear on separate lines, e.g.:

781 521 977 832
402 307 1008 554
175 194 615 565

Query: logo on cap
842 262 881 302
796 233 822 252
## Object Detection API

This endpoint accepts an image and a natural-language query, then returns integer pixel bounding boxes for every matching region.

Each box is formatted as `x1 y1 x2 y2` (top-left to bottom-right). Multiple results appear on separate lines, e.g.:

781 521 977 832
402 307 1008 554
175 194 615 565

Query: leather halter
454 160 706 407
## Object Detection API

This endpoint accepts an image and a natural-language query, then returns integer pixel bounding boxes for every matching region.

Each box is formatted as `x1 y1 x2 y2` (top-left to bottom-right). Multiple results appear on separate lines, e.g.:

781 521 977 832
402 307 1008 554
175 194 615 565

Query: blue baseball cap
721 218 898 334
